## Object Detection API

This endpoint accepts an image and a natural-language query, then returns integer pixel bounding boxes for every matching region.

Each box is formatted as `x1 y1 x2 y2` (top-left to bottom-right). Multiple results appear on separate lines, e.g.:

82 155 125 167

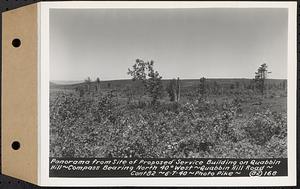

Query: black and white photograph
49 7 288 159
40 2 297 186
1 0 297 187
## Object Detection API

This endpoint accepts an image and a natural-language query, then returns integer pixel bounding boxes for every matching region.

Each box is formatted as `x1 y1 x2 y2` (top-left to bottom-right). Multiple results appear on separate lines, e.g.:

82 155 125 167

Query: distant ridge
50 80 84 85
50 78 286 91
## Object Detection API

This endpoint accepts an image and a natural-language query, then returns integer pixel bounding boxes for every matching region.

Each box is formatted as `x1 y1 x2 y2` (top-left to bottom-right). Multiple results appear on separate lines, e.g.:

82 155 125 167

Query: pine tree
254 63 271 95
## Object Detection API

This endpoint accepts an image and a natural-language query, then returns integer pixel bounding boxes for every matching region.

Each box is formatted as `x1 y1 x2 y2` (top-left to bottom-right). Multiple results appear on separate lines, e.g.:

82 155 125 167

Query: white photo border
39 1 297 186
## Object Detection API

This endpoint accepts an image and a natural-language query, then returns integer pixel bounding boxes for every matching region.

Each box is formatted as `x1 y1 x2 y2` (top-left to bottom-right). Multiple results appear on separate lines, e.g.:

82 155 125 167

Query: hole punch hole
11 141 20 150
12 38 21 48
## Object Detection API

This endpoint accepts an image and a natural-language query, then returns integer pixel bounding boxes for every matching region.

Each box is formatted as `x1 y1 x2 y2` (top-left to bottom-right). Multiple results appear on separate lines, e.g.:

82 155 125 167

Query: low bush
50 90 287 158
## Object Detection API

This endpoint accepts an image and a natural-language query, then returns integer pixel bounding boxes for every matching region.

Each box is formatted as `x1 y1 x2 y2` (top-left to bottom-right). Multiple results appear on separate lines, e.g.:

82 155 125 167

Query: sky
50 8 288 81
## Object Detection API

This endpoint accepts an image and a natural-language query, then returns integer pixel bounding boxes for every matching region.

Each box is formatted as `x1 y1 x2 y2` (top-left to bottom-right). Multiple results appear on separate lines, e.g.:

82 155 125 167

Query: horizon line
50 77 287 82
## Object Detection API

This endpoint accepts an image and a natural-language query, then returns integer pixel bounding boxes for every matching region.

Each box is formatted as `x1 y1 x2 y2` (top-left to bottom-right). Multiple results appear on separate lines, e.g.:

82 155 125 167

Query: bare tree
85 77 91 94
166 79 176 102
199 77 206 99
175 77 181 102
96 77 101 92
166 77 181 102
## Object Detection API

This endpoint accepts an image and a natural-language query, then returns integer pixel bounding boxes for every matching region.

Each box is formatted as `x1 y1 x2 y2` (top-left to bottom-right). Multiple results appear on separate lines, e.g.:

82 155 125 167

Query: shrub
50 87 287 158
244 112 278 145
